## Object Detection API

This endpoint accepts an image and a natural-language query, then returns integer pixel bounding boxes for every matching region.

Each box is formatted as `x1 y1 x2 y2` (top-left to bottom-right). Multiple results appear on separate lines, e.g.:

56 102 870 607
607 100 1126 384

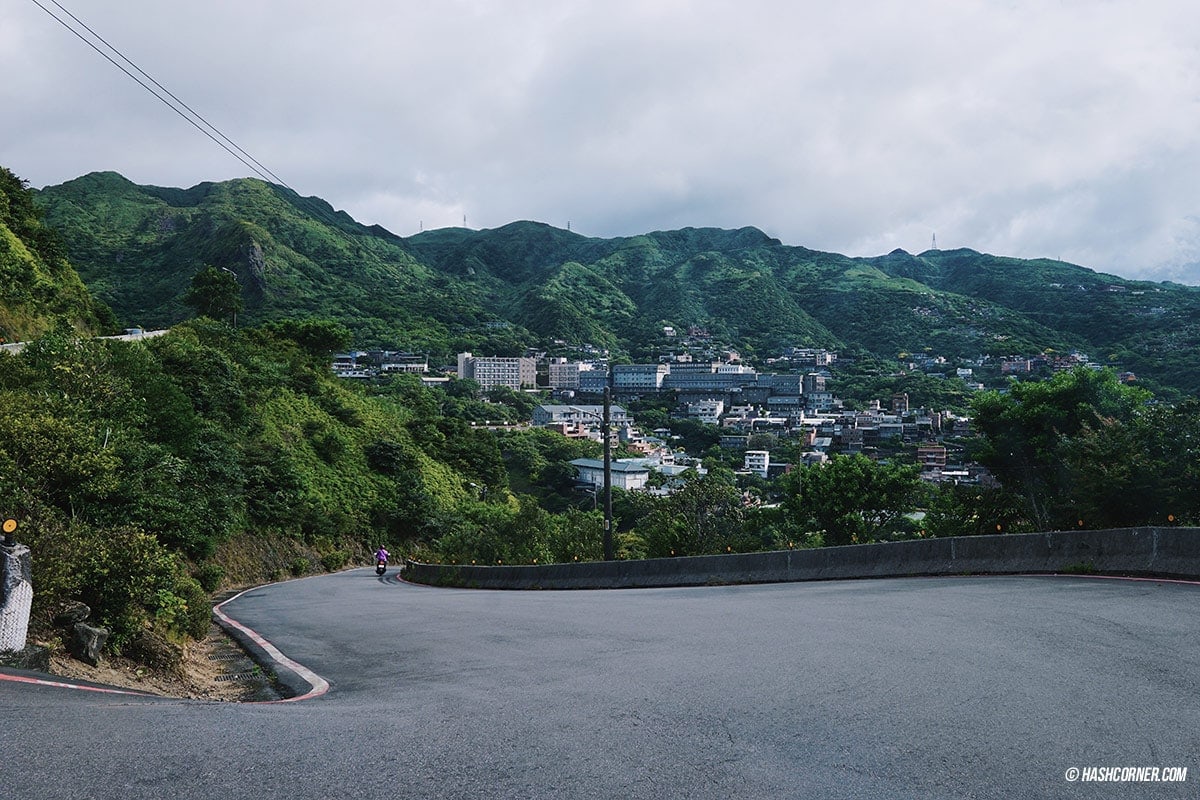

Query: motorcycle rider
374 545 390 564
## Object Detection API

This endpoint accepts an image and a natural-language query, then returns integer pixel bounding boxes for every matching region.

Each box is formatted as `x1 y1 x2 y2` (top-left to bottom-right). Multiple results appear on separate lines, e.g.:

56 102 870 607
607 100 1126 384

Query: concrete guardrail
404 527 1200 590
0 329 169 357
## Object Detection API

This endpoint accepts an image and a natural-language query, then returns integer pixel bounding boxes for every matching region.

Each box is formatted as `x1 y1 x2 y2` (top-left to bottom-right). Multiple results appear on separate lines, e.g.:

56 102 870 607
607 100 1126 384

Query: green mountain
860 247 1200 391
33 171 1200 394
34 171 484 353
0 168 113 341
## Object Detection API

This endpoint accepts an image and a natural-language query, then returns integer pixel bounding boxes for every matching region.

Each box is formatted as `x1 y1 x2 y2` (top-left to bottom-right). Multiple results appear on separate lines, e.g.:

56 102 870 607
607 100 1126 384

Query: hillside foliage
0 167 113 342
6 166 1200 667
33 172 1200 395
2 316 623 653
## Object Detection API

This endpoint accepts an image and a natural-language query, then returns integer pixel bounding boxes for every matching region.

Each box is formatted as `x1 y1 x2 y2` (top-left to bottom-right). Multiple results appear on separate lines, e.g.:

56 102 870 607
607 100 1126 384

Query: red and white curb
0 670 157 697
1017 573 1200 587
213 586 330 703
1 584 331 702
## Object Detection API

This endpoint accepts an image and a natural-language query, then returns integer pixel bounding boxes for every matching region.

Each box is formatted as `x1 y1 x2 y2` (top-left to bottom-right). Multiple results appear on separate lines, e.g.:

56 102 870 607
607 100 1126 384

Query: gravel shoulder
48 622 281 701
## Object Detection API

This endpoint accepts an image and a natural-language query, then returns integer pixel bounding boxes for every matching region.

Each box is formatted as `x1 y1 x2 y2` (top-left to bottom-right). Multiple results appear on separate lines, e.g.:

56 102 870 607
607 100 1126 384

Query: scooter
375 558 387 576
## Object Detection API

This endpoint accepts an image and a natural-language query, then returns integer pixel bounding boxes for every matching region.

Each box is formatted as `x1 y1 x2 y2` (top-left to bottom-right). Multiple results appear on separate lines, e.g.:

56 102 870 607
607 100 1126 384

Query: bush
289 557 311 576
321 550 350 572
173 577 212 640
69 525 183 649
193 562 226 593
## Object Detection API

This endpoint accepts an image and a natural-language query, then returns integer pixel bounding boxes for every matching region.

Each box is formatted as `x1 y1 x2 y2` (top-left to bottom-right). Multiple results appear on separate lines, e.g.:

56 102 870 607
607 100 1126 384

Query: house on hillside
570 458 651 491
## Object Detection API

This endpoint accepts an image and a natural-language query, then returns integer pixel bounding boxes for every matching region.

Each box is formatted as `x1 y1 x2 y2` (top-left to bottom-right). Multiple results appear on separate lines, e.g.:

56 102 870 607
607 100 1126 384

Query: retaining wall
404 527 1200 590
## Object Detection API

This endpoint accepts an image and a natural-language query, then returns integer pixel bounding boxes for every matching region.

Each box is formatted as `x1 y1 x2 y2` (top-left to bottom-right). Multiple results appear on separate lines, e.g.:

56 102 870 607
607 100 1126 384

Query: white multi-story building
457 352 537 390
380 354 428 374
612 363 669 392
570 458 651 491
532 404 631 429
744 450 770 479
687 400 725 425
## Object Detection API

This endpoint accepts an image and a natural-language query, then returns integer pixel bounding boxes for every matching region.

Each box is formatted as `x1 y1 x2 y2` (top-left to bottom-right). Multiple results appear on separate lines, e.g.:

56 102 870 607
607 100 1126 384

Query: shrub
321 550 349 572
194 562 226 593
172 576 212 639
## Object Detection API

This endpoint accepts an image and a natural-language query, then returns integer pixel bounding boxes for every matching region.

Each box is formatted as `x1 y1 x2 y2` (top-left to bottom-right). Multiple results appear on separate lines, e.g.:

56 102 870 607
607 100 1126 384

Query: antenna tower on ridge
932 232 938 251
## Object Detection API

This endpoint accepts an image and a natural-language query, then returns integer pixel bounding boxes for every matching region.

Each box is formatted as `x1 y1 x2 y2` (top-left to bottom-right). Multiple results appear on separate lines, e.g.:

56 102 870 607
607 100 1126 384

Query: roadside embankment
404 527 1200 590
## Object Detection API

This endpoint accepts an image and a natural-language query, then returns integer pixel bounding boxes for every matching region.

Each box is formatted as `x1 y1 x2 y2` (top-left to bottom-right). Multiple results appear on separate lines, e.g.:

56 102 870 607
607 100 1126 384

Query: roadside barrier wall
404 527 1200 590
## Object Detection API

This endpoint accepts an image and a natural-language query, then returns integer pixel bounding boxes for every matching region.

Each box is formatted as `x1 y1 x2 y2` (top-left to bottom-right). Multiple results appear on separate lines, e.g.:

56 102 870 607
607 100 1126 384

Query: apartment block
457 352 537 390
547 357 594 390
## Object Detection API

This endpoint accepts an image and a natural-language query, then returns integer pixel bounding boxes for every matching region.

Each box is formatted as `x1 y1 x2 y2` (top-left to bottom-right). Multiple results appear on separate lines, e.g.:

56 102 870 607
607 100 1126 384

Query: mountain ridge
32 171 1200 395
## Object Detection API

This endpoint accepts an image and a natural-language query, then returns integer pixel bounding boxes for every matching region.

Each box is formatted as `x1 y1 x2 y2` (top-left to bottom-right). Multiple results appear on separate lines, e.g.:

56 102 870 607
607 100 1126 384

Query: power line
46 0 291 190
28 0 292 191
29 0 376 258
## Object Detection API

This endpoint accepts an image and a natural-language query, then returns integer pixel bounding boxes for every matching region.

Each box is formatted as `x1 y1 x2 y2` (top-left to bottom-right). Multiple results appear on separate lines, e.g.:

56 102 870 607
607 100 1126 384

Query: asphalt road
1 573 1197 799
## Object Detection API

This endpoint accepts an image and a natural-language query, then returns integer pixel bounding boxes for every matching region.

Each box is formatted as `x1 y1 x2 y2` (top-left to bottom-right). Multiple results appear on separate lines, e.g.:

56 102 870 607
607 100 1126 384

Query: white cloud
4 0 1200 281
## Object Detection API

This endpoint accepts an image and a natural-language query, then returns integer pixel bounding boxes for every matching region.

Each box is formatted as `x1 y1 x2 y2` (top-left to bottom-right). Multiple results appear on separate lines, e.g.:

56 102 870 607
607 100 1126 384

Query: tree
265 318 352 357
923 484 1032 538
546 507 604 562
183 266 243 324
640 473 748 557
667 417 721 454
970 367 1150 529
1058 398 1200 527
782 454 923 546
433 498 553 565
485 385 539 418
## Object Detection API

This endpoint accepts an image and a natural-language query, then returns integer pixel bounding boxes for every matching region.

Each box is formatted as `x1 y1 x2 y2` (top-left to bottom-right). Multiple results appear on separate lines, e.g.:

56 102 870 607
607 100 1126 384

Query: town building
532 404 631 433
457 352 537 390
578 366 612 394
612 363 669 393
569 458 652 491
378 353 429 374
687 400 724 425
744 450 770 479
917 444 948 470
547 357 594 390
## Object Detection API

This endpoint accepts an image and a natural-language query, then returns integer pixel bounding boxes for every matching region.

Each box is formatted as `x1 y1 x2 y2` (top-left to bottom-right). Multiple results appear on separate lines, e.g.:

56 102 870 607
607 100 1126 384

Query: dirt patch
47 622 280 702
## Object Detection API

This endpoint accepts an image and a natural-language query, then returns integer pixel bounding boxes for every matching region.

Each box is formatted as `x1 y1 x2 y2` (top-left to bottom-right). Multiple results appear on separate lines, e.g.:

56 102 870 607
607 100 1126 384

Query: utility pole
602 383 614 561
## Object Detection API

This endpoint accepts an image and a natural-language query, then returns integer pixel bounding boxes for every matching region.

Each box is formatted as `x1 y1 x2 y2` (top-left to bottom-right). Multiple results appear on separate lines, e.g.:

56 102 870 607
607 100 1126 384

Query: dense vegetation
11 319 1190 665
34 172 1200 395
0 167 113 342
1 314 620 657
5 166 1200 670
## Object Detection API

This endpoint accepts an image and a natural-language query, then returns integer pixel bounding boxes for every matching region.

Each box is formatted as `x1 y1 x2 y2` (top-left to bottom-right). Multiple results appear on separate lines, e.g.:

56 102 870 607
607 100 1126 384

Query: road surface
1 573 1196 799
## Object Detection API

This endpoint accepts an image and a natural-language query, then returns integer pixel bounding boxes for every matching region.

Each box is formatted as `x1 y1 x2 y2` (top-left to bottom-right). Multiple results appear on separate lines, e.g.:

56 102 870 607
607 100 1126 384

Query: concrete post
0 542 33 653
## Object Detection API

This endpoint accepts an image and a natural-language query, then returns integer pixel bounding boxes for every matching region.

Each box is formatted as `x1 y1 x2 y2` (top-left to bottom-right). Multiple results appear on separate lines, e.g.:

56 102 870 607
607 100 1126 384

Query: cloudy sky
4 0 1200 282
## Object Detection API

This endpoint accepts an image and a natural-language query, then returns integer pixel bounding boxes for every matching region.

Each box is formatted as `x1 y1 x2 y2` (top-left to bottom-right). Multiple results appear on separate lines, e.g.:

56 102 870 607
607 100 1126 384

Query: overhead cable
28 0 292 191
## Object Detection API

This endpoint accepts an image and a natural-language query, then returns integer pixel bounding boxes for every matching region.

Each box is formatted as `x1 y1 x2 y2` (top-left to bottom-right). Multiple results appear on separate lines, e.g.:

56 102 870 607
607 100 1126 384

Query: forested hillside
0 168 113 342
2 168 604 666
7 165 1200 675
866 247 1200 394
36 172 1200 395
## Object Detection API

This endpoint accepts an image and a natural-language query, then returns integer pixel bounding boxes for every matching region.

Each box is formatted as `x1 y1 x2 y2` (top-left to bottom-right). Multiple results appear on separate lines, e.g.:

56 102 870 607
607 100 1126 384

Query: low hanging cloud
4 0 1200 282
